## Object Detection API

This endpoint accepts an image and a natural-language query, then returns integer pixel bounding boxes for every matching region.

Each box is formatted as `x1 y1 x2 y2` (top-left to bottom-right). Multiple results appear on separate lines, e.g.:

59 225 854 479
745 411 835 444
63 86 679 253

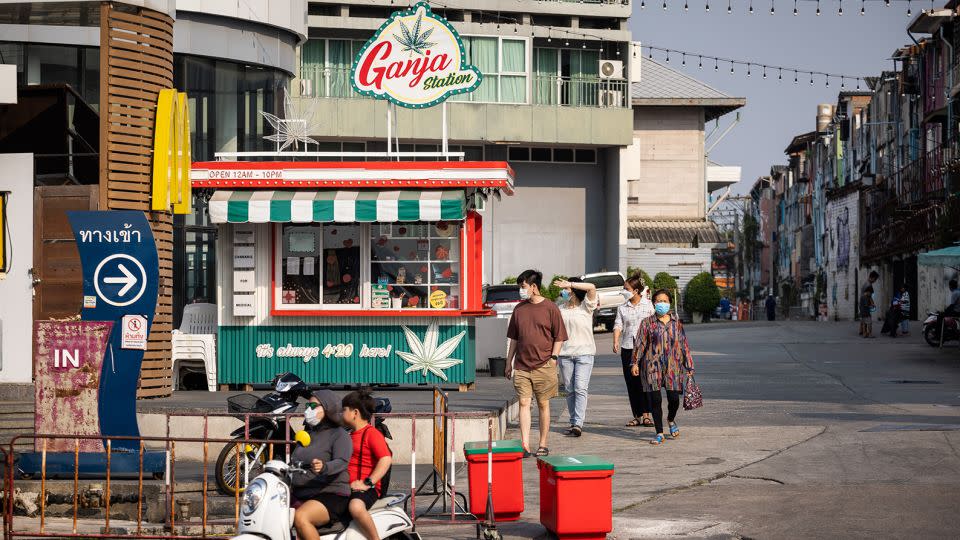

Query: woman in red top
341 390 393 540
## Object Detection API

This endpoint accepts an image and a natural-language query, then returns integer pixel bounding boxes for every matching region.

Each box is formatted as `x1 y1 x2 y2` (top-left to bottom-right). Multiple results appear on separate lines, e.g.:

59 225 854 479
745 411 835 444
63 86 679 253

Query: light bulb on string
582 42 586 49
885 0 890 6
750 0 755 13
699 56 703 69
685 0 689 10
763 65 768 79
794 71 798 83
641 0 645 7
648 48 652 58
817 0 821 14
663 0 668 10
727 0 732 13
826 76 830 87
810 72 814 85
706 1 710 11
860 0 865 15
793 0 798 15
770 0 775 14
841 77 845 89
666 50 670 62
715 57 719 71
747 64 752 77
907 0 912 16
838 0 843 15
730 62 735 74
856 79 861 90
682 53 686 66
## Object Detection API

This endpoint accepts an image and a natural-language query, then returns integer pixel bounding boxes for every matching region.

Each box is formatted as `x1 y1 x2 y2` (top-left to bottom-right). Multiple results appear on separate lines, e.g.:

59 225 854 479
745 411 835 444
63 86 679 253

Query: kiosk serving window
277 224 363 308
274 222 461 313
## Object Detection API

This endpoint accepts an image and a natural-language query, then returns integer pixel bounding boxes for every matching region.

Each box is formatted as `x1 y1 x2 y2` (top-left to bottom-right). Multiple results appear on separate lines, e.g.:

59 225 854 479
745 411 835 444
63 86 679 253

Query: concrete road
432 321 960 540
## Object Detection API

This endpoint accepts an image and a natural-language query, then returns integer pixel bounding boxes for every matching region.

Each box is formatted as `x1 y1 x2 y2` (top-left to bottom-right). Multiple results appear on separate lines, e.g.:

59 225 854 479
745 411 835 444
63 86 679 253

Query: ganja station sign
352 2 482 109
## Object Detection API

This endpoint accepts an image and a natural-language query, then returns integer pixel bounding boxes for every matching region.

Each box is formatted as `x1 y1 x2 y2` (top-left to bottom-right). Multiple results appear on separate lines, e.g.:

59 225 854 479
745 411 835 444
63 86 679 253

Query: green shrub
652 272 678 294
626 267 653 289
501 276 517 284
542 274 568 301
684 272 721 315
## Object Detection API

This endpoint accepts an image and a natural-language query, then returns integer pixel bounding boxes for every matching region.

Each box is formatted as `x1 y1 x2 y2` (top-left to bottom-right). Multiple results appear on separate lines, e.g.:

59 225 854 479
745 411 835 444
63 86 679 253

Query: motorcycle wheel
215 441 267 496
924 326 942 347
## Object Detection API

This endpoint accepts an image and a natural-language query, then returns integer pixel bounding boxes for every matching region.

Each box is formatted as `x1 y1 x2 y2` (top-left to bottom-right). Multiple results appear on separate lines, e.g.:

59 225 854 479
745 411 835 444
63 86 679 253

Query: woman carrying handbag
632 289 697 446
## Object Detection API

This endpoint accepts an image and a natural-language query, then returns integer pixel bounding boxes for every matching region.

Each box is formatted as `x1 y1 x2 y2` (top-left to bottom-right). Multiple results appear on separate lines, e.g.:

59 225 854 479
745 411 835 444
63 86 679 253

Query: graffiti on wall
836 206 851 270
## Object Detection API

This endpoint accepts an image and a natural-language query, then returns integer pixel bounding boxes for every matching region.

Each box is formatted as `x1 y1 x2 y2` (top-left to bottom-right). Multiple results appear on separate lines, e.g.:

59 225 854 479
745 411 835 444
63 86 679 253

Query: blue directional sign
68 211 159 452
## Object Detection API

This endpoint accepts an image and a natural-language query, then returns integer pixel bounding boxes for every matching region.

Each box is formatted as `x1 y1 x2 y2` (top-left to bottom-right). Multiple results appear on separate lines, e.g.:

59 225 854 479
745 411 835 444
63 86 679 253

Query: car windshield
484 287 520 302
583 274 625 289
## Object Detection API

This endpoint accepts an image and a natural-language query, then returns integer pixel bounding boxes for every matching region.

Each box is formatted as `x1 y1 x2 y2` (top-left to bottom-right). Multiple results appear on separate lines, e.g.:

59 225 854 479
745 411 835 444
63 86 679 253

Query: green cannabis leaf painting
393 10 436 56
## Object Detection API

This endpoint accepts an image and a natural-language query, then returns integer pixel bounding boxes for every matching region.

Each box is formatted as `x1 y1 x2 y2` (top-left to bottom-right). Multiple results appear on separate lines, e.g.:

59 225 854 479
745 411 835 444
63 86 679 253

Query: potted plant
684 272 721 324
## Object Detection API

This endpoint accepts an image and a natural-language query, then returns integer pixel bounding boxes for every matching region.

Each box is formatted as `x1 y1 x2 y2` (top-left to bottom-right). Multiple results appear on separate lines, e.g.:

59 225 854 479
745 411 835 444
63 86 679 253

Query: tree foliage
652 272 678 294
684 272 721 315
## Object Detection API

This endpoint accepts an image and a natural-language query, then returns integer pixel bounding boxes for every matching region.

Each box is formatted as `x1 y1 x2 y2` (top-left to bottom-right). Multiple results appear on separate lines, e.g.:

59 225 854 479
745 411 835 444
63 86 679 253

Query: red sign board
33 321 113 452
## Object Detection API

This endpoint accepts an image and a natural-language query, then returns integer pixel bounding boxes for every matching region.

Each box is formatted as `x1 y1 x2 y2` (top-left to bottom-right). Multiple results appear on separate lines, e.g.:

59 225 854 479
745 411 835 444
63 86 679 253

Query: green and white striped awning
208 190 466 224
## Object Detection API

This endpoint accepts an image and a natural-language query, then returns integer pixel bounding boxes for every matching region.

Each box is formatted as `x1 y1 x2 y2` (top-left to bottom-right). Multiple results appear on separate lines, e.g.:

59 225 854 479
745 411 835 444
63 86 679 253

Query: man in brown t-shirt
506 269 568 457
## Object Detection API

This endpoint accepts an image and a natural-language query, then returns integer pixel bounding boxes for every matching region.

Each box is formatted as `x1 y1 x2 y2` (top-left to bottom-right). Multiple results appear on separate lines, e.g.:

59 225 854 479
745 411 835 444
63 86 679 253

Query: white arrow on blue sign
94 254 148 307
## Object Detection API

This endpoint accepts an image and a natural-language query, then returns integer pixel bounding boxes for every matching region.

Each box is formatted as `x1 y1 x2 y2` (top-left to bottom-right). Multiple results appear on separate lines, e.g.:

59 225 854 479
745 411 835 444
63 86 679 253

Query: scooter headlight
242 479 267 515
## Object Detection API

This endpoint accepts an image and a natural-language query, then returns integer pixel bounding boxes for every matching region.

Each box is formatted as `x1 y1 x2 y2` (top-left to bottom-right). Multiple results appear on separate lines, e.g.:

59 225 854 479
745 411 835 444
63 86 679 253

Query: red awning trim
190 161 515 194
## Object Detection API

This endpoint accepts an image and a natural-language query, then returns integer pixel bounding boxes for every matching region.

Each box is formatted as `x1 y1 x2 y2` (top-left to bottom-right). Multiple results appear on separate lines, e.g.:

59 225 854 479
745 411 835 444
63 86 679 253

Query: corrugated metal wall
626 245 713 319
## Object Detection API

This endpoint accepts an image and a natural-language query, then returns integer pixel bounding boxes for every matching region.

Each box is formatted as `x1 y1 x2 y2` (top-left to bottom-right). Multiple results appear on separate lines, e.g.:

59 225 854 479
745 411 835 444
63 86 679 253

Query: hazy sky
629 2 913 194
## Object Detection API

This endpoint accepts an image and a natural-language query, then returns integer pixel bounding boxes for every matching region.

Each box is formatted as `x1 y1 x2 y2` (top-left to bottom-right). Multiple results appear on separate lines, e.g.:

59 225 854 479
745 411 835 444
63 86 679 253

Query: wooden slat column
98 2 175 398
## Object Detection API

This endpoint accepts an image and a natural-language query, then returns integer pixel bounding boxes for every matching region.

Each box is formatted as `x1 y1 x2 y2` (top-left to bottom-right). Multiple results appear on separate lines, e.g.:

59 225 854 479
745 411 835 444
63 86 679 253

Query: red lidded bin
538 455 615 540
463 439 525 521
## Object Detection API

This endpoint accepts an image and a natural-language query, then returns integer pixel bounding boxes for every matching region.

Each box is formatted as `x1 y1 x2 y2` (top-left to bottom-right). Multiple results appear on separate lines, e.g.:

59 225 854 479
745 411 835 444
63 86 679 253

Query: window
454 36 529 104
300 39 366 98
276 224 363 309
505 146 596 164
274 222 463 312
370 222 461 310
533 48 601 107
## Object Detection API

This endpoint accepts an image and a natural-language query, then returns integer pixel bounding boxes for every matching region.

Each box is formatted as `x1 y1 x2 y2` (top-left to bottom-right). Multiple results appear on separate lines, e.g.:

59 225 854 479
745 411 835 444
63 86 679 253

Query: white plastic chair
172 303 218 391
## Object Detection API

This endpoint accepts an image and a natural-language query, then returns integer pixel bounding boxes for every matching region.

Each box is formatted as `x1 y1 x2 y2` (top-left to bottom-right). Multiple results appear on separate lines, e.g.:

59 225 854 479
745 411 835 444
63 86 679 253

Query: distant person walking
897 285 911 335
506 270 568 457
632 289 695 446
860 286 875 338
555 277 598 437
765 294 777 321
947 279 960 316
613 274 655 428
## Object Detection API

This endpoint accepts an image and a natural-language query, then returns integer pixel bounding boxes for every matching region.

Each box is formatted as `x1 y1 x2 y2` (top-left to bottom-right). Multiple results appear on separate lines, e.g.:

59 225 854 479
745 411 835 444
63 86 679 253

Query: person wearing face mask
291 390 353 540
506 269 568 457
555 277 598 437
613 274 655 428
631 289 696 446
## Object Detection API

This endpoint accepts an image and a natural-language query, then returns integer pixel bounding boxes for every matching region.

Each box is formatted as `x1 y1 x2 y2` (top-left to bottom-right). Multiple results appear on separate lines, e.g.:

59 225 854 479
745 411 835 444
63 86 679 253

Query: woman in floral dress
631 289 696 445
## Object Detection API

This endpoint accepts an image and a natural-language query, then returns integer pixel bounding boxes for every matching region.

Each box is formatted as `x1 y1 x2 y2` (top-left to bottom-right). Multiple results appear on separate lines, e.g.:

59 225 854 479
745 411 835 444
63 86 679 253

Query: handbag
683 374 703 410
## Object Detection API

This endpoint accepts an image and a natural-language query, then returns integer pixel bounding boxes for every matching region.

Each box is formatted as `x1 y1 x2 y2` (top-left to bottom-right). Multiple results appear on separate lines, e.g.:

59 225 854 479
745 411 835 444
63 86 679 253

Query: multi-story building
292 0 636 281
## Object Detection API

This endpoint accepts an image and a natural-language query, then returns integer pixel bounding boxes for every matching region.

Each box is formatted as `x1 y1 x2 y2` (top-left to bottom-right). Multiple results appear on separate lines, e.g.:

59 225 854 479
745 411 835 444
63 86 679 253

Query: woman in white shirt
555 277 598 437
613 274 655 428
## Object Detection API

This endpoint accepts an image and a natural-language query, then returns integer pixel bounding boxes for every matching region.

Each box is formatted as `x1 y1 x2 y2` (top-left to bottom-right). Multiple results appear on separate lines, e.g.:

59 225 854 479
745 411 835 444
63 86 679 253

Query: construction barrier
1 409 501 539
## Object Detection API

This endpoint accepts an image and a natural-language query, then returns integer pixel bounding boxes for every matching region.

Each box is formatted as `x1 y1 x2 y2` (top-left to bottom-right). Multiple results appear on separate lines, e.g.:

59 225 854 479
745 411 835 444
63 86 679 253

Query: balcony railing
294 66 629 108
924 74 946 116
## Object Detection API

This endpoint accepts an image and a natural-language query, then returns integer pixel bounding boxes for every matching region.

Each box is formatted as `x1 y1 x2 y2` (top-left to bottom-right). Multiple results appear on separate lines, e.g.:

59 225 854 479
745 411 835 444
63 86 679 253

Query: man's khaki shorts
514 360 559 402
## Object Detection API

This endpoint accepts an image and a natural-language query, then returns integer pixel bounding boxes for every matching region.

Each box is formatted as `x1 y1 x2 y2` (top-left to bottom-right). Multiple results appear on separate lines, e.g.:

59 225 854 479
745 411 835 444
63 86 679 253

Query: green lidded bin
463 439 524 456
538 454 614 472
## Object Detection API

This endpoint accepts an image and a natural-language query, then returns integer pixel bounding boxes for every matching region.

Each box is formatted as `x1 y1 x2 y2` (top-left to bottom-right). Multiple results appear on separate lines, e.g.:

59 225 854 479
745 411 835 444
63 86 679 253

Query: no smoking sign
121 315 148 350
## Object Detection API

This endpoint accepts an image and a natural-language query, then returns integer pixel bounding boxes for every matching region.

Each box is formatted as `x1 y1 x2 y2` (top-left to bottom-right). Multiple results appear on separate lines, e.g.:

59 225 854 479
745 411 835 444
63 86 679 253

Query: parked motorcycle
922 311 960 346
216 372 312 495
231 431 416 540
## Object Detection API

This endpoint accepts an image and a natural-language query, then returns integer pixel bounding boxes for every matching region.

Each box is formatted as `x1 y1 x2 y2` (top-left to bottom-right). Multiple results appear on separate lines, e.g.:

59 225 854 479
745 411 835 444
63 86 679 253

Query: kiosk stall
191 160 514 387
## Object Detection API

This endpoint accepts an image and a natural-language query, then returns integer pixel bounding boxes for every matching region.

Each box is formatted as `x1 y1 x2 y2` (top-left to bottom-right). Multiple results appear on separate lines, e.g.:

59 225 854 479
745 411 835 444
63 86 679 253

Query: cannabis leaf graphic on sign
261 88 320 152
397 321 466 381
393 10 436 56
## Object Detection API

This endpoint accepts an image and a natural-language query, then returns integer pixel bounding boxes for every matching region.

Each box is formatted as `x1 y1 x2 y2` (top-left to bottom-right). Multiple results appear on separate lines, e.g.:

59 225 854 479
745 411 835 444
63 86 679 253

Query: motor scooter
231 431 416 540
922 311 960 346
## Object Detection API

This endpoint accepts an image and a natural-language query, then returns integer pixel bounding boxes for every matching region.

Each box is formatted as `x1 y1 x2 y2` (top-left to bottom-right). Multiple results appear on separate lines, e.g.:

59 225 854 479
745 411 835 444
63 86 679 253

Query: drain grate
886 380 942 384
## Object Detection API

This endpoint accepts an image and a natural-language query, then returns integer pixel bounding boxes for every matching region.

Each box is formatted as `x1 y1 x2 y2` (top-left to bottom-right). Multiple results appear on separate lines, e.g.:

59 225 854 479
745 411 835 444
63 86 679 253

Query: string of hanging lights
641 44 869 89
638 0 941 16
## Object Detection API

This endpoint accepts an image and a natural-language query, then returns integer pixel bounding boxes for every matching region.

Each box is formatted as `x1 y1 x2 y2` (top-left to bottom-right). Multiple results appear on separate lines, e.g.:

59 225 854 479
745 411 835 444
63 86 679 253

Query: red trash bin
538 455 615 540
463 439 525 521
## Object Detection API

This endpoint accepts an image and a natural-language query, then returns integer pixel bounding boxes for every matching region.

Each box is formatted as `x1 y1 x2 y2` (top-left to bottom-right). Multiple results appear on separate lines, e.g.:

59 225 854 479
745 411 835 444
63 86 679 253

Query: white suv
581 272 628 331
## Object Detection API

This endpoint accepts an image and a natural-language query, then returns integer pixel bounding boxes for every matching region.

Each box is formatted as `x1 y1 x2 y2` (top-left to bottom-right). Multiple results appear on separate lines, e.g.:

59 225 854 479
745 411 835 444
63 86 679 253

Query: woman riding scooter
290 390 353 540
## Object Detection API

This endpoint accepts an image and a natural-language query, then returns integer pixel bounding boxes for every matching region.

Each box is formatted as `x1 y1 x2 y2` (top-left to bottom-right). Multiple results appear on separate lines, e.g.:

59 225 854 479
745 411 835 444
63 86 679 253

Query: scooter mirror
295 430 311 447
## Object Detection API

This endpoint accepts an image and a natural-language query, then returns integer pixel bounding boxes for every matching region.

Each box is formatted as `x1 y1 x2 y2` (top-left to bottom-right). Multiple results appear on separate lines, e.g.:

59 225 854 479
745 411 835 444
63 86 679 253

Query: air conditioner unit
299 78 313 97
598 59 624 79
598 89 623 108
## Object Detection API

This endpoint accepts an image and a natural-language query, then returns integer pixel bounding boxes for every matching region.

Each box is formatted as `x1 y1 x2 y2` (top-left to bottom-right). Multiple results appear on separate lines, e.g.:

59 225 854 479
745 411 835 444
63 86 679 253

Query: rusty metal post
137 441 144 535
234 442 241 528
449 412 456 521
169 440 176 531
105 439 112 531
410 416 417 525
72 438 79 534
202 415 209 538
40 439 47 533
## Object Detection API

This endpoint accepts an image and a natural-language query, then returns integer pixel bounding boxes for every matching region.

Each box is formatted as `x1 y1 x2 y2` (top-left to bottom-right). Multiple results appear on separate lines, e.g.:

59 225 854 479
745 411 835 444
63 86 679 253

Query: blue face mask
560 290 571 301
654 302 671 316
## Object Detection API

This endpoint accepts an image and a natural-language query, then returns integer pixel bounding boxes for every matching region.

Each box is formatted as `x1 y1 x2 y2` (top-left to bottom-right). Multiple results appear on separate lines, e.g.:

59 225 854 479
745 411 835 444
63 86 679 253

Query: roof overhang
908 9 955 34
190 161 516 195
632 97 747 122
707 165 741 193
